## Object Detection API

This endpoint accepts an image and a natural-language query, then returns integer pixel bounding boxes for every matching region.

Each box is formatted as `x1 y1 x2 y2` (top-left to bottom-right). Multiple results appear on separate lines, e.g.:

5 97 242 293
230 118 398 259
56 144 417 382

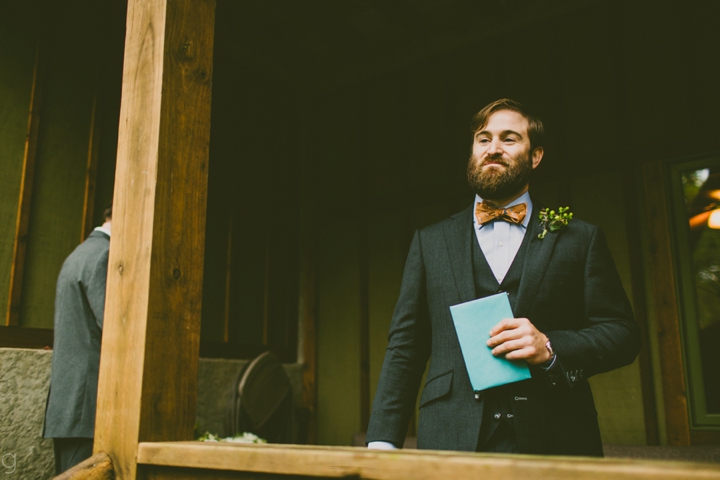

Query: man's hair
103 205 112 221
469 98 545 152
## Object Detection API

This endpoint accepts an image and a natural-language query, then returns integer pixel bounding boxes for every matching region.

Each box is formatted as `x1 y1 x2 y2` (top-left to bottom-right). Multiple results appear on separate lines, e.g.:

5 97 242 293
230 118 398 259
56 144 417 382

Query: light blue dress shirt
474 191 532 283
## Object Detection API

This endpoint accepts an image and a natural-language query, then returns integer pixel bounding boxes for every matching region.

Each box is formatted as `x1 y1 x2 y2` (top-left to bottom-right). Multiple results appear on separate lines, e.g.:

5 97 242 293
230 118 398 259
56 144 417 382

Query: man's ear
531 147 544 169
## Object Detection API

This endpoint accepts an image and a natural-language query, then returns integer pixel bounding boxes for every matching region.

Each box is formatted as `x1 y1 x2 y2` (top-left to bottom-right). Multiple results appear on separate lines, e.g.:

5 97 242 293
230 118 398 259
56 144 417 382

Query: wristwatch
545 339 554 358
540 339 555 368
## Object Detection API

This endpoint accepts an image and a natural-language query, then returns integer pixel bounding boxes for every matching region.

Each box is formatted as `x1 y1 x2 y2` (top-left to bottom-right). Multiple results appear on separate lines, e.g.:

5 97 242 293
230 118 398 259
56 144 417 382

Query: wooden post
81 94 101 241
93 0 215 479
642 160 691 446
5 44 42 327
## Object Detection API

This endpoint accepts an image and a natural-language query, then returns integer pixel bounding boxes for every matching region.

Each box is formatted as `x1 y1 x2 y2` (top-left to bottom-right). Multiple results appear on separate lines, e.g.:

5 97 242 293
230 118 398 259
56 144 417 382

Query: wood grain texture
140 466 296 480
624 171 659 445
53 452 114 480
93 0 215 478
300 244 318 444
359 214 370 432
137 442 720 480
642 160 691 446
81 94 101 240
0 325 53 348
5 44 42 327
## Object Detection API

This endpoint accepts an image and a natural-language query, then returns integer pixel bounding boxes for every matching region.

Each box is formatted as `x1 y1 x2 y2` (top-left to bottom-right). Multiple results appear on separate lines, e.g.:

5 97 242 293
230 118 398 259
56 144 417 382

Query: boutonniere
538 206 573 239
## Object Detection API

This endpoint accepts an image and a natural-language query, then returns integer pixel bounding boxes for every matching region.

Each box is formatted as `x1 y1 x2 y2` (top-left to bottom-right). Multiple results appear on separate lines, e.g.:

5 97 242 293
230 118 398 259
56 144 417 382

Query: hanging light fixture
709 208 720 229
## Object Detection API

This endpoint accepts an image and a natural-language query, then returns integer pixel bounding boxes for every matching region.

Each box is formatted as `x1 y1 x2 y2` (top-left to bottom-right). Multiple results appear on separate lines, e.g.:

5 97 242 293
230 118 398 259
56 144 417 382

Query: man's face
466 109 543 203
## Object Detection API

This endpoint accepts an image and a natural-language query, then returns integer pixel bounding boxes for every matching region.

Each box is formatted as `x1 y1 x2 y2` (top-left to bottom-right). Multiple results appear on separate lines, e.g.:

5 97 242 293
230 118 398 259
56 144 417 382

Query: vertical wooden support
93 1 215 479
300 239 318 444
5 45 42 327
624 171 659 445
223 216 232 343
358 216 371 433
81 94 101 240
642 160 691 446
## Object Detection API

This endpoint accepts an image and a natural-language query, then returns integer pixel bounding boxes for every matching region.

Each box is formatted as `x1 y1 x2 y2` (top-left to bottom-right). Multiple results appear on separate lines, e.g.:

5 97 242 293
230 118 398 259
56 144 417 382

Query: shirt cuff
540 354 557 370
367 441 398 450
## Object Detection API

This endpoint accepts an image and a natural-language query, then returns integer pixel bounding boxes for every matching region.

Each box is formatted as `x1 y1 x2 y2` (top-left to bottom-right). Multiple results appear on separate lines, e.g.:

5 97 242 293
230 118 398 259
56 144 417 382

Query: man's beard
466 151 533 201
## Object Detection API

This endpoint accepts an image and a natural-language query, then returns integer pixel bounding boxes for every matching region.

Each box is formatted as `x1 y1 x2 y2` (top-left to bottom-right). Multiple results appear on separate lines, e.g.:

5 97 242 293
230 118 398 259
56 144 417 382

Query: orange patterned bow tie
475 201 527 226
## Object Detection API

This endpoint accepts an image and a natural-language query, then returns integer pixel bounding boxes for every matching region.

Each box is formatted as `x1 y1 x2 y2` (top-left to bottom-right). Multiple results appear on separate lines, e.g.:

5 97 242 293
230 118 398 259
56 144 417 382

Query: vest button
493 412 502 420
474 392 483 401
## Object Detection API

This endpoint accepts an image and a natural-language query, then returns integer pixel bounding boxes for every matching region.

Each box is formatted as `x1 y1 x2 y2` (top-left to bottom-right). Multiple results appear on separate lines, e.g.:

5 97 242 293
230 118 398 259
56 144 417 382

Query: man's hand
487 317 551 365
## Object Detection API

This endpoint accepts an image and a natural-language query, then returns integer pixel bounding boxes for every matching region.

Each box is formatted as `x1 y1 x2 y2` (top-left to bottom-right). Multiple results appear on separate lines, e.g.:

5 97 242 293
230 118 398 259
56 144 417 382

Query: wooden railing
135 442 720 480
53 452 113 480
55 444 720 480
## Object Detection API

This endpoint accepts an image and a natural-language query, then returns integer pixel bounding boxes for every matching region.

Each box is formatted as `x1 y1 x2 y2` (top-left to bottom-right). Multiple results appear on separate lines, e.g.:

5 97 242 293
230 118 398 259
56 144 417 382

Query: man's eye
477 138 490 144
504 138 517 143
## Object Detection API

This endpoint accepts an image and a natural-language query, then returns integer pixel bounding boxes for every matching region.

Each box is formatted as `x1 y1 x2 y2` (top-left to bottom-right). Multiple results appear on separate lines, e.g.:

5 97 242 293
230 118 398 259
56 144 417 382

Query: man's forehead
475 109 529 134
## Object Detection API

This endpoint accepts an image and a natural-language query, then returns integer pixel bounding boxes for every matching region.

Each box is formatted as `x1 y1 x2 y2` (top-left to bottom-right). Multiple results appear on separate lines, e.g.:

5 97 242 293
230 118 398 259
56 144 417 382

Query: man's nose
487 139 503 155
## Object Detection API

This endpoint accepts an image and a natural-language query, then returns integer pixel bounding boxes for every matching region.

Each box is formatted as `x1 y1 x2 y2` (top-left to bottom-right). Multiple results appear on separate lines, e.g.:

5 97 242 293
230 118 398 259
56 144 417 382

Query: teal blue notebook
450 293 531 391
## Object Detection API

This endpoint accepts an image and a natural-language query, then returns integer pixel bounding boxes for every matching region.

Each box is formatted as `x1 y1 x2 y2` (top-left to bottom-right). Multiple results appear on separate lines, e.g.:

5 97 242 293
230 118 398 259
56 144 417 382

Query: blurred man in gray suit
43 206 111 474
366 100 640 456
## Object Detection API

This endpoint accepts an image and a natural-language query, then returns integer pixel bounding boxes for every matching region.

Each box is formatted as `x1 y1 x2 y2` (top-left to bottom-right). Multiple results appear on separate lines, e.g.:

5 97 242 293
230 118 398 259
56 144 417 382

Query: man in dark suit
43 207 111 473
366 99 640 456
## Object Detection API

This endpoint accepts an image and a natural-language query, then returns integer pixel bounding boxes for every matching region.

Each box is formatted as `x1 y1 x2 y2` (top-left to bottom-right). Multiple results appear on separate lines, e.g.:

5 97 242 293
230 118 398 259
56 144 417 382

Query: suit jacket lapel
514 203 559 317
443 205 476 304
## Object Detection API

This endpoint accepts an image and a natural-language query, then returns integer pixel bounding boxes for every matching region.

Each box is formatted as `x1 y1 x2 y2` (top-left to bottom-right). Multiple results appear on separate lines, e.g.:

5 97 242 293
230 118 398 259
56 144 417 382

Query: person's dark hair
469 98 544 152
103 205 112 221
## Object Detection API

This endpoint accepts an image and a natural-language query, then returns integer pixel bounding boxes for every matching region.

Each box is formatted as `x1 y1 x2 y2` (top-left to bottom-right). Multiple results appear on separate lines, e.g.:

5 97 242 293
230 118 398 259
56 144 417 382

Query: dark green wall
0 1 123 328
0 3 40 324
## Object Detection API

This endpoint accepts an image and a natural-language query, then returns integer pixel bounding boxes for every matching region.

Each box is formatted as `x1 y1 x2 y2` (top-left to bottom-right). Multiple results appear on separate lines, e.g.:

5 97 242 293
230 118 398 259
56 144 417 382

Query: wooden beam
223 216 232 343
53 452 113 480
0 326 53 349
93 0 215 478
137 442 720 479
300 236 318 444
81 94 101 241
642 160 691 446
624 170 659 445
359 214 371 432
5 44 43 327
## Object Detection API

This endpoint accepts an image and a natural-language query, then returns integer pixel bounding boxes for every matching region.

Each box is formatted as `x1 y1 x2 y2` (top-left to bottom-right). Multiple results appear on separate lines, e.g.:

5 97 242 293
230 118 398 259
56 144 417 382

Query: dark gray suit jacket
366 203 640 455
43 230 109 438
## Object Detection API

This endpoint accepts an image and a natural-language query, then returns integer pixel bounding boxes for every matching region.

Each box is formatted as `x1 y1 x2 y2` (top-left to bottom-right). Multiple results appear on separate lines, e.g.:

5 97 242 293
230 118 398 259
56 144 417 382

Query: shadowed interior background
1 3 719 472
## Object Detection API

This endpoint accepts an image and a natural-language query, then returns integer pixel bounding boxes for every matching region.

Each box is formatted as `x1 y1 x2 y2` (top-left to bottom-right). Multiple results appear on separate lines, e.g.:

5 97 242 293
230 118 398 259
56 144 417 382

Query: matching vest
471 225 531 451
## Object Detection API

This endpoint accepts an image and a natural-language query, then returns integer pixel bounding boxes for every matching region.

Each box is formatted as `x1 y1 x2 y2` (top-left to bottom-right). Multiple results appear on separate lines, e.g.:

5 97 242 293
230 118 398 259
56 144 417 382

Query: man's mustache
481 157 508 167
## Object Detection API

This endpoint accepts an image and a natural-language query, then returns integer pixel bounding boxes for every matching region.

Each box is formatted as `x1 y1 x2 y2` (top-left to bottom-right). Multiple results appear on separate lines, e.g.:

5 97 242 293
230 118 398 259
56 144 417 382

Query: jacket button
506 414 514 419
494 413 502 420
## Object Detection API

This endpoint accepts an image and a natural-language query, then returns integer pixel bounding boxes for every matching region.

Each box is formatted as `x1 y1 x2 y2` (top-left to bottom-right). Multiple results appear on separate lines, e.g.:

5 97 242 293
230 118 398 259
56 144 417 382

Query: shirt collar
473 191 533 229
94 226 111 237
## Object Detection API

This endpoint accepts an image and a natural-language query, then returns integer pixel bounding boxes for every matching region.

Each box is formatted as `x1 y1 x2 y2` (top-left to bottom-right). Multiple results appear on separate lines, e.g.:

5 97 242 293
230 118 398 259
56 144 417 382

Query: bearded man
365 99 640 456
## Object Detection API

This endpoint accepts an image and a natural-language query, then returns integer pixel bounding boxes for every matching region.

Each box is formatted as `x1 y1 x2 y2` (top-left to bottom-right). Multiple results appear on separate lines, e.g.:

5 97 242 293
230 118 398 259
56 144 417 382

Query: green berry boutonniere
538 206 573 239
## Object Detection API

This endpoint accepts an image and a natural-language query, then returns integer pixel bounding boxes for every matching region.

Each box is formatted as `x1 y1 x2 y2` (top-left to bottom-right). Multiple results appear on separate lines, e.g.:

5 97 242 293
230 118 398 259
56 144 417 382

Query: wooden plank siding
642 160 691 446
624 171 659 445
92 0 215 478
5 44 43 327
81 93 101 241
300 239 318 444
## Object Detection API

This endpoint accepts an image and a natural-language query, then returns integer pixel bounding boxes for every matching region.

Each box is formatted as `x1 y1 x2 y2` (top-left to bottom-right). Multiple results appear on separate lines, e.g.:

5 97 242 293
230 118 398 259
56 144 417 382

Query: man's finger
491 339 525 356
487 327 523 347
504 346 535 360
489 317 522 336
